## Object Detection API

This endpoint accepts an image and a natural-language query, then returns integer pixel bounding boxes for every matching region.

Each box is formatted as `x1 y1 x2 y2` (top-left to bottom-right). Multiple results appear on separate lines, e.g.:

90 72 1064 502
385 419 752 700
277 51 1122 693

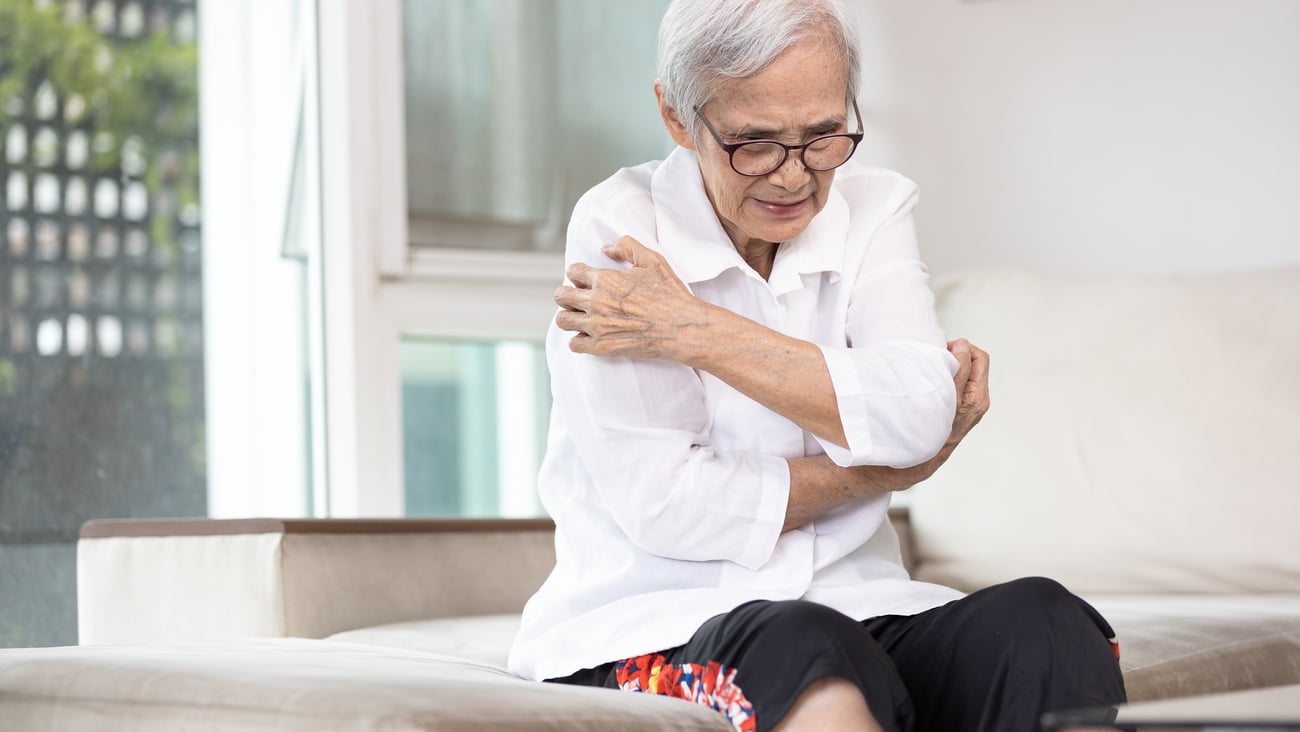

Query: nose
766 150 810 191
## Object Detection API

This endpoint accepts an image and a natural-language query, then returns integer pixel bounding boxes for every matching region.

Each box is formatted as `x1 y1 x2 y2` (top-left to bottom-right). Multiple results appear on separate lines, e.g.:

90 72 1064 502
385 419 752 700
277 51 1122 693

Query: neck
735 238 779 281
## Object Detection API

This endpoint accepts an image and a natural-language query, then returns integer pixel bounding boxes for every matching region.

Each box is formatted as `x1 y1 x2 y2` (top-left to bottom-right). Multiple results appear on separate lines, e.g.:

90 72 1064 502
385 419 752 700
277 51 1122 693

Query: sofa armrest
77 517 556 645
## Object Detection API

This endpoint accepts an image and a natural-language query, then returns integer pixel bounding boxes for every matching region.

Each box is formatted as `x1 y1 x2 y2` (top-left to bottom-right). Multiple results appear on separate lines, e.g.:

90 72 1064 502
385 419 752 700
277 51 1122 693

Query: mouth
753 197 809 217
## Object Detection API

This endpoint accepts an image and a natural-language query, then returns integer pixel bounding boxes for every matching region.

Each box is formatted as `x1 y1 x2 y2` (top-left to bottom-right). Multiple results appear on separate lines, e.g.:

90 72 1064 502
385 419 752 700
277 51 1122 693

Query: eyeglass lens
732 136 856 176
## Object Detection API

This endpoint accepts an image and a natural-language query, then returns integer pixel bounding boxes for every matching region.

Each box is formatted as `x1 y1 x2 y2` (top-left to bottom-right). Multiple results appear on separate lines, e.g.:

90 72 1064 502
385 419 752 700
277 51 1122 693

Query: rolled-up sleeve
812 183 959 468
547 187 789 569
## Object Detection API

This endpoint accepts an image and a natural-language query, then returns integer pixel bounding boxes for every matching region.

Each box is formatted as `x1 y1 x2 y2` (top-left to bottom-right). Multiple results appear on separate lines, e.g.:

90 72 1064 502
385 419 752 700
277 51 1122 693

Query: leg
559 600 916 732
866 577 1126 732
774 676 882 732
685 600 913 732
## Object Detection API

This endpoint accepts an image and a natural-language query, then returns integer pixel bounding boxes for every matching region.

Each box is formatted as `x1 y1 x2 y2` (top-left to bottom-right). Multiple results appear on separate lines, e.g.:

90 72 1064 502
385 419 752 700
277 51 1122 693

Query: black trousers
550 577 1126 732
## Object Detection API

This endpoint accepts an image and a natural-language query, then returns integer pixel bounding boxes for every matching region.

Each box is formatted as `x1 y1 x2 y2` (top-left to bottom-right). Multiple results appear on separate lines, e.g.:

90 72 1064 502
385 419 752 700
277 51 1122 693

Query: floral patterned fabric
615 653 757 731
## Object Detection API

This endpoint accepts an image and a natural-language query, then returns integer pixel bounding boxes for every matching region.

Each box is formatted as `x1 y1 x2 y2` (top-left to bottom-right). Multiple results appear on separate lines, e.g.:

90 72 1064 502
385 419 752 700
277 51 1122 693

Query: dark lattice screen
0 0 202 647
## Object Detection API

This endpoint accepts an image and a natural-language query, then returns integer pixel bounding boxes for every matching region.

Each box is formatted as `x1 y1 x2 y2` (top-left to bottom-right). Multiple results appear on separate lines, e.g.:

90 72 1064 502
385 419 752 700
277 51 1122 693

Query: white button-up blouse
508 147 965 682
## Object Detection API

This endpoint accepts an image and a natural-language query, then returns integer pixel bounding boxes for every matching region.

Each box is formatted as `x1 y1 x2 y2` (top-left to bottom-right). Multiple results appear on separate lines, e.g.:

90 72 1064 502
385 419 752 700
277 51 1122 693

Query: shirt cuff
733 452 792 571
816 344 874 468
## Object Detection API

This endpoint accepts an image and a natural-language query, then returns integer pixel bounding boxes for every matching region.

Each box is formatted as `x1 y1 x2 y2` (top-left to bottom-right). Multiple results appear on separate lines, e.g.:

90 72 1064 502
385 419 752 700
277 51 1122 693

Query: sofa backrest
910 266 1300 594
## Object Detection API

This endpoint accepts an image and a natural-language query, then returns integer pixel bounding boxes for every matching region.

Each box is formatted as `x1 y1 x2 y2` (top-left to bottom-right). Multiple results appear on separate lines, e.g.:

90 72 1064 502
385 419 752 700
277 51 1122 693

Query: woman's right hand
554 236 706 361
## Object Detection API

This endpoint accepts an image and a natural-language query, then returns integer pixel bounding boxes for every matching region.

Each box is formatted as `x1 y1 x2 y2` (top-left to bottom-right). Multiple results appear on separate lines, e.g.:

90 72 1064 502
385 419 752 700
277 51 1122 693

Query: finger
567 331 654 359
554 309 590 334
566 263 597 289
964 345 990 405
568 333 593 354
602 235 662 269
949 339 973 393
554 285 592 313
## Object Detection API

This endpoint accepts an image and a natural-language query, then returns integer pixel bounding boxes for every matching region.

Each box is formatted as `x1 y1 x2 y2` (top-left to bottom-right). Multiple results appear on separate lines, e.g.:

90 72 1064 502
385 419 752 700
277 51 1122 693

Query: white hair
656 0 861 136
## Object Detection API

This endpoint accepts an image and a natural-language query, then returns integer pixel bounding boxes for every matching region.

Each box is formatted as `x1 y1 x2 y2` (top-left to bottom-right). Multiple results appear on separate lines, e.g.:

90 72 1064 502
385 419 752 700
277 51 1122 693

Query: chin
753 217 814 244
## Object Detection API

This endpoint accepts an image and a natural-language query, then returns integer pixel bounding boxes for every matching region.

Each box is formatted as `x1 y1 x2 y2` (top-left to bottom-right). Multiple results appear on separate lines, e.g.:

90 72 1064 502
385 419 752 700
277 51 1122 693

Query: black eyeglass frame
694 99 865 177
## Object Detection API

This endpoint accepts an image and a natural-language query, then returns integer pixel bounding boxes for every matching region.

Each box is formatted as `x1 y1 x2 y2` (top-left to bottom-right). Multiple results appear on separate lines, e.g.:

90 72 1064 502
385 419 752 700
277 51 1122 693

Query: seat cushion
1088 594 1300 702
330 598 1300 705
0 638 731 732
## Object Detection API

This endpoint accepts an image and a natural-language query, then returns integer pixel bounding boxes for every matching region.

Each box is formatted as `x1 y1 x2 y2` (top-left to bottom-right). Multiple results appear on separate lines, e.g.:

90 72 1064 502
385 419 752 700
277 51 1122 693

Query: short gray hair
657 0 861 136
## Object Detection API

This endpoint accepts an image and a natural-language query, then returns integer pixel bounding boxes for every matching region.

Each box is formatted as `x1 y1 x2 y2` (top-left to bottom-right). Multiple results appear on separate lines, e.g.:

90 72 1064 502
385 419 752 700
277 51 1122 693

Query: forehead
706 32 850 133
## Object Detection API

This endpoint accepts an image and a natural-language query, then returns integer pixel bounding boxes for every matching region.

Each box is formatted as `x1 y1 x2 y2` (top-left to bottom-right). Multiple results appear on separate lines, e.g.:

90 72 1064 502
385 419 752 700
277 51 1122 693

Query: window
401 0 672 254
316 0 672 517
401 338 549 518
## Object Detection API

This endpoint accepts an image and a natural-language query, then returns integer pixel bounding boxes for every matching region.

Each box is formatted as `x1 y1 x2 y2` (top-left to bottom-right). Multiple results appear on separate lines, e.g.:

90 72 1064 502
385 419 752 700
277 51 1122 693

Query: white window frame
201 0 327 519
316 0 562 517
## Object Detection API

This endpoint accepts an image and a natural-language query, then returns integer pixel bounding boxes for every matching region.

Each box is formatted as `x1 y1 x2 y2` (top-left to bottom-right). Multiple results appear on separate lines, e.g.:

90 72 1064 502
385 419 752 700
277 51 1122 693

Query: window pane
401 338 550 517
402 0 672 251
0 0 202 647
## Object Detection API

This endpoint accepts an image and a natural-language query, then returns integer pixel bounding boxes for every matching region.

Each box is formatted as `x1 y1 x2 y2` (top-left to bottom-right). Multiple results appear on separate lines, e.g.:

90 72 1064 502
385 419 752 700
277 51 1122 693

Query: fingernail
953 340 970 354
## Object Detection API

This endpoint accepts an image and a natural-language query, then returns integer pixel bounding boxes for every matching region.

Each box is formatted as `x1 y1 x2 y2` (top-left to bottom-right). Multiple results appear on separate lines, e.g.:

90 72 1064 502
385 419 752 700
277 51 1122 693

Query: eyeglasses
694 100 864 177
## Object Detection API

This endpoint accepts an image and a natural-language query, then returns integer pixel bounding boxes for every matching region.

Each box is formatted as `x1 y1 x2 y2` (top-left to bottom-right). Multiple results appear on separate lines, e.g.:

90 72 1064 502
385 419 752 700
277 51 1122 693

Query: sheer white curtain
402 0 671 249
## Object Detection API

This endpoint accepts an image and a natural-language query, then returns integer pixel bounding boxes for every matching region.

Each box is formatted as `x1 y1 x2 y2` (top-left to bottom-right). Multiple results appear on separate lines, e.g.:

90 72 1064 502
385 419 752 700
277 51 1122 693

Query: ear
655 81 697 151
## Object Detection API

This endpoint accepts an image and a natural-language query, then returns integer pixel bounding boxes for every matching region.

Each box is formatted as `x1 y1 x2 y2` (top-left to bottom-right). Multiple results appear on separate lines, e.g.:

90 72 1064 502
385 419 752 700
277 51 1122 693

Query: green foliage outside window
0 0 198 250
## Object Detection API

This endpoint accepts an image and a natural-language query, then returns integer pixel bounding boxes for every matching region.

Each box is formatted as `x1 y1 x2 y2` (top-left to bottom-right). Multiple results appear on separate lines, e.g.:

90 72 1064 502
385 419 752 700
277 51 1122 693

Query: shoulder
570 161 660 233
832 162 921 225
566 161 661 267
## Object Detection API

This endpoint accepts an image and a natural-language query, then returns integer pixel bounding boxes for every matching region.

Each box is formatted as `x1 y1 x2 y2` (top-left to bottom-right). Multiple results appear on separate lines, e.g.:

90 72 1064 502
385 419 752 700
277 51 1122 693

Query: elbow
617 500 726 563
916 398 957 465
602 449 776 565
822 341 958 469
888 348 959 467
603 463 699 560
894 386 958 468
835 385 955 469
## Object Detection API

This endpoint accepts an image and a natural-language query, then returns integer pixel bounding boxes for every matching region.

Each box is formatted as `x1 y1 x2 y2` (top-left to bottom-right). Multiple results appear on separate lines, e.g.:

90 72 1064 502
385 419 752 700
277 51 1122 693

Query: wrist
673 298 728 369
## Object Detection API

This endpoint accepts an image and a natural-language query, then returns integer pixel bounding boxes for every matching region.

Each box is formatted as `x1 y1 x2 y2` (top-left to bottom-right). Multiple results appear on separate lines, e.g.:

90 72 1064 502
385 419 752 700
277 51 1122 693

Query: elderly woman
508 1 1125 730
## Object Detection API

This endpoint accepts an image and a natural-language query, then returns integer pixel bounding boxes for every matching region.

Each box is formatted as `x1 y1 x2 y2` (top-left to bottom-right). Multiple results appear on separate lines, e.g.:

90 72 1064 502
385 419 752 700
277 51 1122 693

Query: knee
749 600 859 639
977 577 1113 650
728 600 874 660
989 576 1077 614
971 578 1126 705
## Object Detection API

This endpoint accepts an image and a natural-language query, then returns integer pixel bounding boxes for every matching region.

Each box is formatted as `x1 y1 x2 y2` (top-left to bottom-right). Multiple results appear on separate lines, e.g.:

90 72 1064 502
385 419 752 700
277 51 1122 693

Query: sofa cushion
0 638 732 732
911 266 1300 594
329 600 1300 705
327 613 520 669
1087 594 1300 702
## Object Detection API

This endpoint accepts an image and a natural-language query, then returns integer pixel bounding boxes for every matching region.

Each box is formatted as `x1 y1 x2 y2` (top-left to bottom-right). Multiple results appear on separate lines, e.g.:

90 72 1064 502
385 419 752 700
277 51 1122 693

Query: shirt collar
650 146 848 294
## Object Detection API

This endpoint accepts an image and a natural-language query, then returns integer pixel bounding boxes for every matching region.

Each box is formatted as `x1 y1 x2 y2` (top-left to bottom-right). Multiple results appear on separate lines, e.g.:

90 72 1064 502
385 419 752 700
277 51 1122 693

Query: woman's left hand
554 236 709 360
944 338 990 449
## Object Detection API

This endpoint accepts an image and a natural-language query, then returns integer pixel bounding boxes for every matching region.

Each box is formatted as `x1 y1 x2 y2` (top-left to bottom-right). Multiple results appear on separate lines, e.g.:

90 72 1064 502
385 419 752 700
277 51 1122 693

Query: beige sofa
2 265 1298 730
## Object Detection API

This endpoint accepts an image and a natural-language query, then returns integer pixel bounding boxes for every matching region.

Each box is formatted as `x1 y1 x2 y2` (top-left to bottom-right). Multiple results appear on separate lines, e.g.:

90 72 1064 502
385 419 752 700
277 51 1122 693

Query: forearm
674 299 849 448
783 439 958 532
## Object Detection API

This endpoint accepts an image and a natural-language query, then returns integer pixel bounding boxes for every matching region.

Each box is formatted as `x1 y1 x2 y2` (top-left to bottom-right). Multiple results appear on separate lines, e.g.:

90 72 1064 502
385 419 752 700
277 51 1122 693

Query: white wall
854 0 1300 275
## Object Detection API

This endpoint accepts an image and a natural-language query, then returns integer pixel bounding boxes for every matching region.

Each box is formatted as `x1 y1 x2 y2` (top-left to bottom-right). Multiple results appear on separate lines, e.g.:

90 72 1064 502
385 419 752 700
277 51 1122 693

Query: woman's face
658 32 851 252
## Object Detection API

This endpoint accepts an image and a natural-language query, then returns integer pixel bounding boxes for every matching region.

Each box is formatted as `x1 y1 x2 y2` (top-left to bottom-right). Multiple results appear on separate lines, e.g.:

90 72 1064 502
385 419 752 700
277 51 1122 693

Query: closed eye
731 124 846 144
